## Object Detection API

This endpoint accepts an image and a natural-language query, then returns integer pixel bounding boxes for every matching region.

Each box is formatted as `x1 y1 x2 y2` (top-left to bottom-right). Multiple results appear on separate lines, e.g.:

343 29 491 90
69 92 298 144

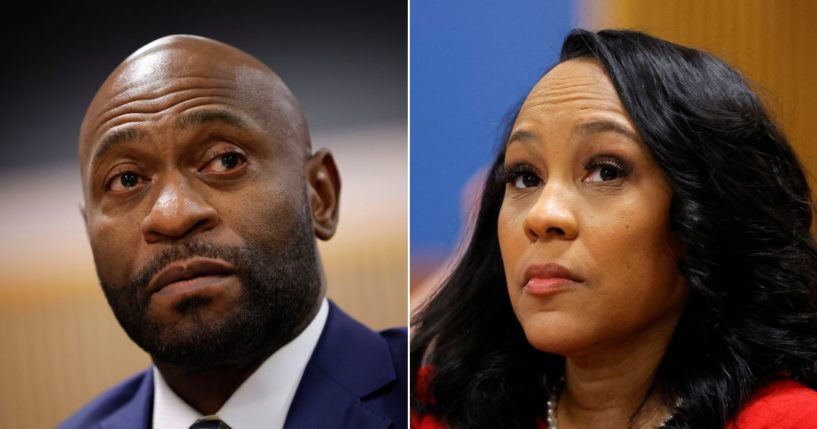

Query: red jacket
413 368 817 428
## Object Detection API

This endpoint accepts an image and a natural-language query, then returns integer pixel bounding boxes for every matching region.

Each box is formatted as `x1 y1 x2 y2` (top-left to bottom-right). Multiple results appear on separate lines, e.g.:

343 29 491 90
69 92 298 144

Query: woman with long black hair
411 29 817 428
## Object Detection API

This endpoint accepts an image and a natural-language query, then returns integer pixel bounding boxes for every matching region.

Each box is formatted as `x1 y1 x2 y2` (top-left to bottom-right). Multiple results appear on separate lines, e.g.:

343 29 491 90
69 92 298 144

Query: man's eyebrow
89 109 255 171
90 127 149 170
574 120 639 142
175 109 251 131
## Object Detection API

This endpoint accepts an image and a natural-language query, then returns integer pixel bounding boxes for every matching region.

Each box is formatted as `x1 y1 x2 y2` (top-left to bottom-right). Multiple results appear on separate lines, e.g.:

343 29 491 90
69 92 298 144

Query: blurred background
0 2 406 427
410 0 817 309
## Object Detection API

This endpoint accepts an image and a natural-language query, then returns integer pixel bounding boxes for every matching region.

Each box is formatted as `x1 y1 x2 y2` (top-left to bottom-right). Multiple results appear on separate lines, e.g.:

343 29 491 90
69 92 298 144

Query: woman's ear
305 148 341 240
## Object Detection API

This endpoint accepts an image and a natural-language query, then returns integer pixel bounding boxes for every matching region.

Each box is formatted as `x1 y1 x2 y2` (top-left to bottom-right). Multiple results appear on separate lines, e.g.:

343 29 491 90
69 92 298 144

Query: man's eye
108 171 143 192
202 152 246 173
220 153 239 169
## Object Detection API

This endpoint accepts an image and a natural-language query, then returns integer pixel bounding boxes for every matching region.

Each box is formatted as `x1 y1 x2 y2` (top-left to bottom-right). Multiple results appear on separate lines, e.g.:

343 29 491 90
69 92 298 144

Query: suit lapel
89 303 396 429
284 301 397 429
98 369 153 429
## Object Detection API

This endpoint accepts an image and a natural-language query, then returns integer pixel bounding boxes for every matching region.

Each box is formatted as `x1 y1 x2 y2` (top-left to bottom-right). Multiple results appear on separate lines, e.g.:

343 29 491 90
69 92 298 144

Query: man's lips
523 263 583 295
147 257 236 295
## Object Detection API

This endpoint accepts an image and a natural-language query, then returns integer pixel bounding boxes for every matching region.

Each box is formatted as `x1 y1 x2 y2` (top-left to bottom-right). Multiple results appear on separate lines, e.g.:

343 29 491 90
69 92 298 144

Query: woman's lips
523 263 582 296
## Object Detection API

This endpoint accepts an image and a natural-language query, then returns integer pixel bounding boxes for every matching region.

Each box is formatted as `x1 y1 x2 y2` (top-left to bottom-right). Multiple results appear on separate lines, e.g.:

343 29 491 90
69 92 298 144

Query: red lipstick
523 263 581 296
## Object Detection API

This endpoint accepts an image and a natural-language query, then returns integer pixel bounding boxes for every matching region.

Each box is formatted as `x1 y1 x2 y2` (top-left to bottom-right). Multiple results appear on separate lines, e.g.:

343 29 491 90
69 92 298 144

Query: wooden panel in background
578 0 817 191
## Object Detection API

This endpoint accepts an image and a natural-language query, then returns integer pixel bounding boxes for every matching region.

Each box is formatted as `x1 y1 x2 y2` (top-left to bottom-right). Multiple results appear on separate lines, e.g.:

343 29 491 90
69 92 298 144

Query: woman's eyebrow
507 129 538 146
574 120 639 142
507 120 639 148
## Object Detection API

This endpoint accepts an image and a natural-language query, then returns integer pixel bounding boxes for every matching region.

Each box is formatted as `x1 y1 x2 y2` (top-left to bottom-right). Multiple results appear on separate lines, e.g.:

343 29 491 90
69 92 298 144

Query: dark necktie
189 415 233 429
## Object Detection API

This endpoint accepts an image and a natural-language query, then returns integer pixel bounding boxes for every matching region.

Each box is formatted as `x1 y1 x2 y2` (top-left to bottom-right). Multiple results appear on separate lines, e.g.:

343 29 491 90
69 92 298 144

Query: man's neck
154 352 271 415
153 299 324 415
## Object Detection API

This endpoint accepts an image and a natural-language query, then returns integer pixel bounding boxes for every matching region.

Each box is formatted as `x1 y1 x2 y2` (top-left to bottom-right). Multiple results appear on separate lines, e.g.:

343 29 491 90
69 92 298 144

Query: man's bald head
79 34 310 179
78 34 341 371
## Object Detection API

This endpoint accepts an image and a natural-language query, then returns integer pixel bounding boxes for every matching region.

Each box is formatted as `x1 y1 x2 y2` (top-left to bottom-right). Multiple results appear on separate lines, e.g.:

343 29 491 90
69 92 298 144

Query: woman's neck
556 315 679 428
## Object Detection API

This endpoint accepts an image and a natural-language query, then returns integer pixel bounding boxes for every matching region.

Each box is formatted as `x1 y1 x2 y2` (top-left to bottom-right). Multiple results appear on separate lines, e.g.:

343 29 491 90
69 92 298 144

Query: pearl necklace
546 383 676 429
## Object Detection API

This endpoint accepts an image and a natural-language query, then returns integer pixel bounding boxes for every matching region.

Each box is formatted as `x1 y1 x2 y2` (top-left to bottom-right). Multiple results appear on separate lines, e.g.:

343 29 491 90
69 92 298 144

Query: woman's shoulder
727 379 817 428
411 413 447 429
411 366 549 429
412 366 443 428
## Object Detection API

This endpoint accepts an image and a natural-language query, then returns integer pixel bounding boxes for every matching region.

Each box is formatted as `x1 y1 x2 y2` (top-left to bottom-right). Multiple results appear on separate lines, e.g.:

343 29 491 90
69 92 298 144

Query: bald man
58 35 406 429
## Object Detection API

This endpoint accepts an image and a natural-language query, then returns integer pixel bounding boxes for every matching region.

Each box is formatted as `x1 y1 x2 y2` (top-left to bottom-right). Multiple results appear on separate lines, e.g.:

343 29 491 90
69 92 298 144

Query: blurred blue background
410 0 575 286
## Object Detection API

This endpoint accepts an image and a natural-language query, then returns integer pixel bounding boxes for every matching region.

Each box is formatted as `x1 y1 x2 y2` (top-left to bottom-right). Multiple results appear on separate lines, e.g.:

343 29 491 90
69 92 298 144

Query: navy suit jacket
57 301 407 428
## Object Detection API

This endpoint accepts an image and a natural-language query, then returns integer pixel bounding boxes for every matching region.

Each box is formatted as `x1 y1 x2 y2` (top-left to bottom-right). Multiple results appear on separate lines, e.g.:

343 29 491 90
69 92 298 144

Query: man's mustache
129 241 246 294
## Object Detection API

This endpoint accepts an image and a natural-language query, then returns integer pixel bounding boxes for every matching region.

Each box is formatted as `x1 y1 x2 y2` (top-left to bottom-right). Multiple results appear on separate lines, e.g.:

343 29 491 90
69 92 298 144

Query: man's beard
97 200 322 369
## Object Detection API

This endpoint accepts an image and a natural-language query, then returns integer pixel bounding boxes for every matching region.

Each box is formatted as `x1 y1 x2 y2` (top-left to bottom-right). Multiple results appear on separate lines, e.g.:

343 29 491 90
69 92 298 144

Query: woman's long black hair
411 29 817 428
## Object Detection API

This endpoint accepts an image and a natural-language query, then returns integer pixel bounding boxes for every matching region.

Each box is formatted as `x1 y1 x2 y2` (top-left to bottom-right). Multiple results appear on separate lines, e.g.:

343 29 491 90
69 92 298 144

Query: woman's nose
522 182 578 242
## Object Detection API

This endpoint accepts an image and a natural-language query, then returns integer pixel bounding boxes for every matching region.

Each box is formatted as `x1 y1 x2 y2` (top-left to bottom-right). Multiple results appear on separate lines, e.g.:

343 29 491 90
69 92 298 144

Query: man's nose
522 181 579 242
140 174 219 243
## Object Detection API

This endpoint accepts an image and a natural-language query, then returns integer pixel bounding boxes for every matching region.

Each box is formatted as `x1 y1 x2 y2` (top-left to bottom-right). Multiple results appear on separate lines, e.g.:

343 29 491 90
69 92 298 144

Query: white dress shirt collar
152 298 329 429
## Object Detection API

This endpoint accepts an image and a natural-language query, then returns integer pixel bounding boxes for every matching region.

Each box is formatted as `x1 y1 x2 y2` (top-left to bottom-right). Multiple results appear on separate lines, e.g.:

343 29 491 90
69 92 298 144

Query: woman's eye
504 164 542 190
584 163 625 183
107 171 143 192
202 152 246 173
513 174 540 189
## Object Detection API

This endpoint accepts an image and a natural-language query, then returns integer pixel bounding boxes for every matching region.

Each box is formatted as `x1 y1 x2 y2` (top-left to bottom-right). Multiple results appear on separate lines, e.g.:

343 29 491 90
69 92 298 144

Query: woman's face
498 59 687 357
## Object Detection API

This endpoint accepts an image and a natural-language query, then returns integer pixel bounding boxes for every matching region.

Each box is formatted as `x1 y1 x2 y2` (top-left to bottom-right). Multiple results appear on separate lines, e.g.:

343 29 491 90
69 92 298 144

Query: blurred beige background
0 3 406 427
0 125 407 427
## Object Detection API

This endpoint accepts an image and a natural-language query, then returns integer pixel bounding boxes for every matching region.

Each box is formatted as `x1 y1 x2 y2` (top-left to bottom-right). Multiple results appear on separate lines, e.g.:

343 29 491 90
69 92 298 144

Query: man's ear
305 148 341 240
